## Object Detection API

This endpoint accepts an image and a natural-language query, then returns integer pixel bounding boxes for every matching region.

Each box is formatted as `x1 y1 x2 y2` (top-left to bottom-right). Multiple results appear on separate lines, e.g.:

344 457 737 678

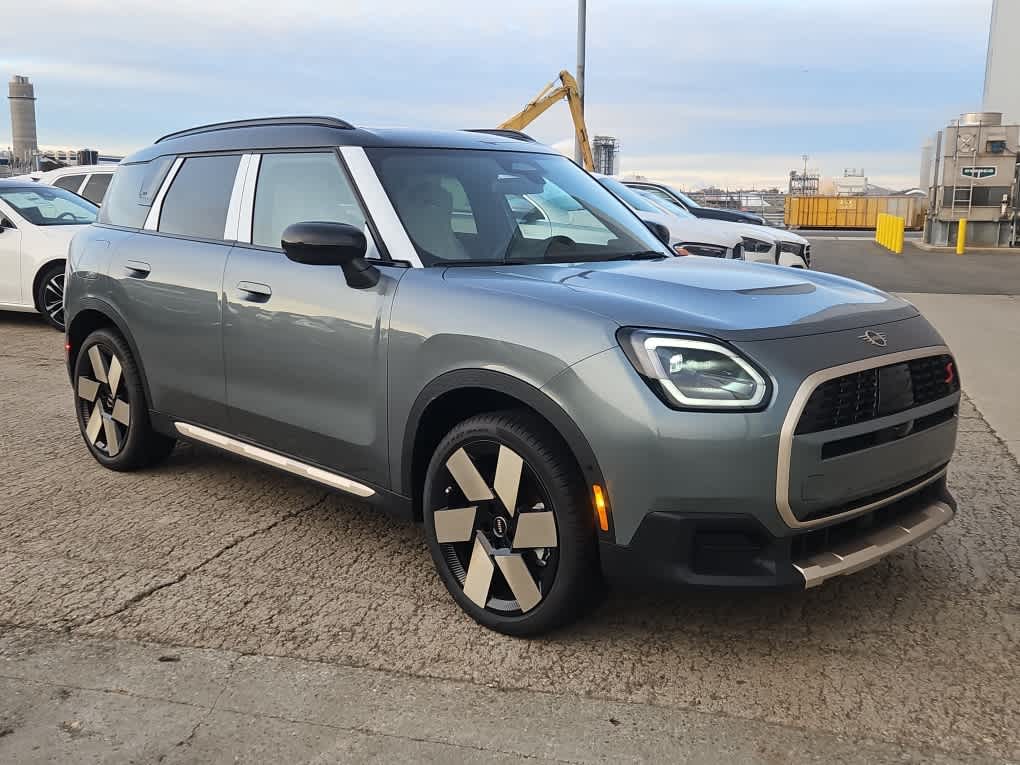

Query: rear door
222 150 402 486
107 154 241 429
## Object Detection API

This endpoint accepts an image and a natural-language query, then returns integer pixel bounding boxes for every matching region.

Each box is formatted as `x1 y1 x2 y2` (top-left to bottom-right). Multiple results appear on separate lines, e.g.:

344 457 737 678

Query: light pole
575 0 586 165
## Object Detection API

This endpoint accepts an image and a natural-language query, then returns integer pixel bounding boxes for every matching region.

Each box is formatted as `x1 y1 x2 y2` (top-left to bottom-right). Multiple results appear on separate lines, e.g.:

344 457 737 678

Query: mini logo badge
859 330 888 347
492 516 509 538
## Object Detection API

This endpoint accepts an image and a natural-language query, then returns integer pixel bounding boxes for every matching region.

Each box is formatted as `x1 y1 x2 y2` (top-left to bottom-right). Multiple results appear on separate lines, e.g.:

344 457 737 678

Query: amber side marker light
593 484 609 532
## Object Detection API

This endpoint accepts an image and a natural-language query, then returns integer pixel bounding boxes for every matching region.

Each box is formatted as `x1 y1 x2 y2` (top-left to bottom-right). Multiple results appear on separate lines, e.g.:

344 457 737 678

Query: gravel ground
1 311 1018 762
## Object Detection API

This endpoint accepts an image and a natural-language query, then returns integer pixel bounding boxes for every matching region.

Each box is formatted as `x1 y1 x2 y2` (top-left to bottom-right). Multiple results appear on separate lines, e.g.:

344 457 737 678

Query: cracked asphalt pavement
1 302 1019 763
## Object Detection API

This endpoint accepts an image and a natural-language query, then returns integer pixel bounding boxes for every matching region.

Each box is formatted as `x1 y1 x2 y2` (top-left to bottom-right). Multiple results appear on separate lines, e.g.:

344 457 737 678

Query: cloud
0 0 994 188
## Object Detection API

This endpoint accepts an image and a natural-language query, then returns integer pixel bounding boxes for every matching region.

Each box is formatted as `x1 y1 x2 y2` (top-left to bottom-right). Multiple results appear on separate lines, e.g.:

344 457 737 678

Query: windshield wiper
606 251 669 261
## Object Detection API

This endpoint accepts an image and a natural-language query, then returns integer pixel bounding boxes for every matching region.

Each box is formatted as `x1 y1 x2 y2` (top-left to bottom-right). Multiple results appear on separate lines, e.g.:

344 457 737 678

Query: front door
223 151 403 487
0 202 23 305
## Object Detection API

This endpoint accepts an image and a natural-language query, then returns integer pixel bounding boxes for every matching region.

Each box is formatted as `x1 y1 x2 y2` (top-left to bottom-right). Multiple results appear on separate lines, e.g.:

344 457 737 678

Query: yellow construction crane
499 70 595 171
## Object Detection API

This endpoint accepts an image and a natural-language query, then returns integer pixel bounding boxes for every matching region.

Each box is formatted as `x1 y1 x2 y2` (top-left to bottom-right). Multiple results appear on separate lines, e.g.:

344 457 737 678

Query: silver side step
174 422 375 499
794 500 954 588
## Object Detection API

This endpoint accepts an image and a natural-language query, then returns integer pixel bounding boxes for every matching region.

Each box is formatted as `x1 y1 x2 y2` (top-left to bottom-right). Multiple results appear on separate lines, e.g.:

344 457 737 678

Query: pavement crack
74 493 330 628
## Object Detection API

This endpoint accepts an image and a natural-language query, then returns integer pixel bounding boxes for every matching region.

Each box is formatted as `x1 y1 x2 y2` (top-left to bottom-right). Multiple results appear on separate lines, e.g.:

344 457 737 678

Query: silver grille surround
775 344 953 530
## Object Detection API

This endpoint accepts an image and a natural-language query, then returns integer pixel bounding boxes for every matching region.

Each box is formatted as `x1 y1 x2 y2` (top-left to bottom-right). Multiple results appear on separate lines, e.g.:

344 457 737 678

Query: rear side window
158 155 241 240
99 157 175 228
252 153 370 248
81 173 113 204
53 175 85 193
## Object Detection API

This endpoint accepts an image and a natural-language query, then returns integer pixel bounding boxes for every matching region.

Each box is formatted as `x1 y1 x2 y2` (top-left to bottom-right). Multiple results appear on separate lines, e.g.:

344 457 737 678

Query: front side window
52 174 85 193
81 173 113 204
0 186 97 226
158 155 241 240
597 176 661 214
252 152 374 250
369 148 665 266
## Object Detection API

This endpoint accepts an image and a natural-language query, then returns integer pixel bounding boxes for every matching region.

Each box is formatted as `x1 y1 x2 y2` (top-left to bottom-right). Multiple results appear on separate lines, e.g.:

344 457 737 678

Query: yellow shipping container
785 196 926 230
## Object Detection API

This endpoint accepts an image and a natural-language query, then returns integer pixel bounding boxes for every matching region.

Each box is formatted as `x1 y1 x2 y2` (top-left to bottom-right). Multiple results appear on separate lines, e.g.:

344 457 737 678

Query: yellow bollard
894 216 904 254
956 219 967 255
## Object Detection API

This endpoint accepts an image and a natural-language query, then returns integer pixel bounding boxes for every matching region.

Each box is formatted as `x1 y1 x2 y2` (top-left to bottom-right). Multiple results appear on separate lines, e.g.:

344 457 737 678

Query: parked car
639 191 811 268
623 180 766 225
65 117 960 636
27 165 116 205
595 174 743 259
0 179 98 328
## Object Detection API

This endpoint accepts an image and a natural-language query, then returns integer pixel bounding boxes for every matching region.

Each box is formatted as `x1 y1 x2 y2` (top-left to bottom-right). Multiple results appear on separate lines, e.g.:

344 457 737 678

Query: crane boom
498 70 595 172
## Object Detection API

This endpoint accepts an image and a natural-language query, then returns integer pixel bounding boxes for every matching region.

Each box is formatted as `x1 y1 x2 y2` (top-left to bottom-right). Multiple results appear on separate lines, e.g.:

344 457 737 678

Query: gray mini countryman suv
65 117 960 635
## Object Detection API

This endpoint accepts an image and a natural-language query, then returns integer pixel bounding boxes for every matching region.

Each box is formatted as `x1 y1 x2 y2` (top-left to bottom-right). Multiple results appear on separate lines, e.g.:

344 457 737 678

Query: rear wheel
35 262 66 330
73 328 176 470
423 410 601 636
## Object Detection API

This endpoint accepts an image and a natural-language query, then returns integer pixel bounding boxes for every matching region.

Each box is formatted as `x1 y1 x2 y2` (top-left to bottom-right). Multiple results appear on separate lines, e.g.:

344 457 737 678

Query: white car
639 192 810 268
22 165 116 205
0 179 98 329
595 175 743 259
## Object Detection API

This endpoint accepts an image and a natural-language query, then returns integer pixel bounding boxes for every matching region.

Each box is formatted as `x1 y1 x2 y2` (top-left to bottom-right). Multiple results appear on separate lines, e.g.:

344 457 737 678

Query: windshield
670 187 702 209
596 176 662 214
638 191 696 220
369 148 667 265
0 186 98 226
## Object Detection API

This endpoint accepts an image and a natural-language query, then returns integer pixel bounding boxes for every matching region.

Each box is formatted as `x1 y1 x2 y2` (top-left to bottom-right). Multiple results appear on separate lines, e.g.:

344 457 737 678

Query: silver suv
65 117 961 635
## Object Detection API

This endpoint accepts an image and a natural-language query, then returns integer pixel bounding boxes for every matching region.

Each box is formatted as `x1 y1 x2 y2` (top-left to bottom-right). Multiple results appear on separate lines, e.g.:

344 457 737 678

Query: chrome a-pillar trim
794 500 954 588
143 157 184 231
174 422 375 498
776 344 952 530
338 146 423 267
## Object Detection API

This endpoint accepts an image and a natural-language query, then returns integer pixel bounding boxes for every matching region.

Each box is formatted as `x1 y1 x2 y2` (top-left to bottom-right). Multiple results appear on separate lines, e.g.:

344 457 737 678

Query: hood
636 211 741 248
36 224 86 249
699 218 781 244
443 257 917 340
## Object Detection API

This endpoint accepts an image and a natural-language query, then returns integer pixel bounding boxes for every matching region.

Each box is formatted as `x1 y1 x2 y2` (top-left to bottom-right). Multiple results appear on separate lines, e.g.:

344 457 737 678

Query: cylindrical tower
8 75 39 165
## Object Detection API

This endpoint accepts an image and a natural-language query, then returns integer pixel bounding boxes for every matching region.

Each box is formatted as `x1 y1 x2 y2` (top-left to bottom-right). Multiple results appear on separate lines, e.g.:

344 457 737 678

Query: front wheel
423 410 602 636
35 262 66 330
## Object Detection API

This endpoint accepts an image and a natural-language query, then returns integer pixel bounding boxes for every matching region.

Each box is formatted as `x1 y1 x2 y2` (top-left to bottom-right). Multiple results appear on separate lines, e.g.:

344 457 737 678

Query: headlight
618 329 770 409
678 243 728 258
741 237 773 255
778 241 804 256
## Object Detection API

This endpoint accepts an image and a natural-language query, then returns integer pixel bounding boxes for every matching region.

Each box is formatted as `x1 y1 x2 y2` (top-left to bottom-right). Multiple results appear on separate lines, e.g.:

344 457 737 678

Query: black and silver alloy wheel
434 441 559 614
424 411 601 636
73 328 176 471
35 263 66 330
76 343 132 457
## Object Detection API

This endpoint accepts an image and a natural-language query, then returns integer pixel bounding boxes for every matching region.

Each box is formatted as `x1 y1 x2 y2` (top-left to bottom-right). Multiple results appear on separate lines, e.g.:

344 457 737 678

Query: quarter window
52 175 85 193
81 173 113 204
99 158 175 228
252 152 374 251
158 155 240 240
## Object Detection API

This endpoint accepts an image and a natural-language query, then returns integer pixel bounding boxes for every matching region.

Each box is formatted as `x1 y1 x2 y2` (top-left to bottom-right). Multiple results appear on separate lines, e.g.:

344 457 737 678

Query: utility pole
575 0 586 164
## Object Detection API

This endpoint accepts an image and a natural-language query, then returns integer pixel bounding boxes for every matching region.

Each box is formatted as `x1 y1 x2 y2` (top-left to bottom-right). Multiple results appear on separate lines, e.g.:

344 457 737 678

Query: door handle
237 281 272 300
124 260 151 277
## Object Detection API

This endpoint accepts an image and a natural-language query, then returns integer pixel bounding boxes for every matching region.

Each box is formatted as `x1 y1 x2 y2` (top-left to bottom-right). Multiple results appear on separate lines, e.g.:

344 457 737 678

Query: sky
0 0 994 190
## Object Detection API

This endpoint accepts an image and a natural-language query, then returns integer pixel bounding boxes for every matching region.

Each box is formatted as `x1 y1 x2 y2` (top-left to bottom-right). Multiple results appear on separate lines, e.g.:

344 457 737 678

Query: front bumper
599 476 956 590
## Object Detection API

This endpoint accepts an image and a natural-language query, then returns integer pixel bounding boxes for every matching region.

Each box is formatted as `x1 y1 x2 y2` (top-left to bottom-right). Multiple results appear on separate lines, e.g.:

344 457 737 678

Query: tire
35 262 66 330
423 410 602 636
72 328 176 471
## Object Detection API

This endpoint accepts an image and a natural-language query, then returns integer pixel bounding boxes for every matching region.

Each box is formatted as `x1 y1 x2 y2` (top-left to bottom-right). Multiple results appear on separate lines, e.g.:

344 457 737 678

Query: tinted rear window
158 155 240 240
53 175 85 193
99 158 175 228
81 173 113 204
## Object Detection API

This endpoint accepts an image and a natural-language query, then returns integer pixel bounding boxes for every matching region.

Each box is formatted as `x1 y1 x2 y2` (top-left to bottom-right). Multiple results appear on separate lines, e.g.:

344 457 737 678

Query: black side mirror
281 221 379 289
0 216 13 231
644 220 671 247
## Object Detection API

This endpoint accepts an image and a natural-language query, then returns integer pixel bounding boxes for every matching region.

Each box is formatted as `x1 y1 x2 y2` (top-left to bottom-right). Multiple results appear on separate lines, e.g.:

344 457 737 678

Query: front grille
796 354 958 435
803 244 811 267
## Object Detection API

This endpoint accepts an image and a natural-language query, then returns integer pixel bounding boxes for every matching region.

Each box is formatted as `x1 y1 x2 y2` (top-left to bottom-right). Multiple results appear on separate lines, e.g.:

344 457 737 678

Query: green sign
961 166 997 179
